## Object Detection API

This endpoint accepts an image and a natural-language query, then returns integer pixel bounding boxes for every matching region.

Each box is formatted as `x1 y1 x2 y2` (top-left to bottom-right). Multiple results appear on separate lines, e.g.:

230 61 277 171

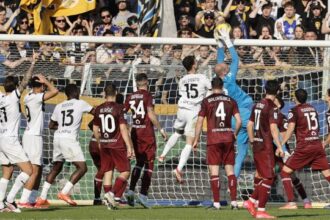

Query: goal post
0 34 329 206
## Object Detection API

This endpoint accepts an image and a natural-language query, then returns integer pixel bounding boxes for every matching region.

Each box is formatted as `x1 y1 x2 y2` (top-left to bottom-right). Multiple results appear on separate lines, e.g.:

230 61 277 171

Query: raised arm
34 74 59 101
18 54 37 94
0 8 20 32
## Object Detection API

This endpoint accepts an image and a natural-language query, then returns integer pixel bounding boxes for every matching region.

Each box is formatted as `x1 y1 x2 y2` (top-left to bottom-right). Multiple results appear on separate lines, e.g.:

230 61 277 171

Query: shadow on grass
278 213 330 218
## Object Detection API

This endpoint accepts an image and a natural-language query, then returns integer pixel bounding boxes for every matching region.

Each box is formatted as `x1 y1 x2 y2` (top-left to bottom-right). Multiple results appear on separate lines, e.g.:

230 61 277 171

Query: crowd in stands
0 0 328 104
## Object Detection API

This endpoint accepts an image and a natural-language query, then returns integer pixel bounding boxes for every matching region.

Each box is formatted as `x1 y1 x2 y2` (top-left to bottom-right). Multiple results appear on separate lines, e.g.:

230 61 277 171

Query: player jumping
159 55 212 183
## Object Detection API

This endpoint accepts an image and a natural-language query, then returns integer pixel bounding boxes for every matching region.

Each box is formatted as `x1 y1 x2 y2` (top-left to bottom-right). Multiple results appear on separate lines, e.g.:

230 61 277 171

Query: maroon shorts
132 136 156 162
100 146 130 173
285 144 329 171
207 142 235 165
89 140 100 169
253 143 275 179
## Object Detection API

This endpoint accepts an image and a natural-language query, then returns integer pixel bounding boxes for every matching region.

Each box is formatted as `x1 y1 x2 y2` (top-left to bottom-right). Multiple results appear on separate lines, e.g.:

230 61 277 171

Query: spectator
51 16 70 35
249 1 275 38
96 30 115 64
127 15 139 34
225 0 252 39
10 13 32 34
0 6 20 33
294 24 305 39
296 30 322 66
97 7 121 36
175 1 196 29
112 0 137 29
133 44 161 72
231 25 244 39
122 27 137 36
303 2 326 39
274 1 301 40
196 11 216 38
195 0 230 31
161 45 183 78
177 27 194 38
178 14 195 31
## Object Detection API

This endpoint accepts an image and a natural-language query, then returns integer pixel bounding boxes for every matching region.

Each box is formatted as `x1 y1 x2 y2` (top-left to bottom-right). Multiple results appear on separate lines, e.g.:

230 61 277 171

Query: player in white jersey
159 55 212 183
18 74 59 208
36 84 94 207
0 60 35 212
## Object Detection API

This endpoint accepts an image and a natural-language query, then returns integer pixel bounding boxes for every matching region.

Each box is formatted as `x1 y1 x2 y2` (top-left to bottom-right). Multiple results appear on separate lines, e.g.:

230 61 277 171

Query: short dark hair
136 73 148 82
0 6 6 13
283 1 295 9
265 80 279 95
116 93 124 104
99 7 111 16
4 76 19 93
104 83 117 97
211 77 224 90
327 88 330 97
65 84 79 99
182 55 195 71
30 76 43 88
295 89 308 104
103 30 114 36
275 94 285 110
172 45 183 51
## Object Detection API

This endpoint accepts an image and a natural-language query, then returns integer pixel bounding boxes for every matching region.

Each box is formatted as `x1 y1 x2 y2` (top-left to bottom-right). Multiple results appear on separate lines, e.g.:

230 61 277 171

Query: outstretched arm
228 46 239 79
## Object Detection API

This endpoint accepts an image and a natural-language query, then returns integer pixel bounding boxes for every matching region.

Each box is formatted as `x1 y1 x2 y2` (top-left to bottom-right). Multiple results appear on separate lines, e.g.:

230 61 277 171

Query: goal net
0 35 329 206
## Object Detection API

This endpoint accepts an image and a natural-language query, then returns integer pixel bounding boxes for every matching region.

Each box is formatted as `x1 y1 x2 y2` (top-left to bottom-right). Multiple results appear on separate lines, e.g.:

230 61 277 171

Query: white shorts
0 136 29 164
174 108 198 137
23 134 43 166
0 152 10 165
53 137 85 162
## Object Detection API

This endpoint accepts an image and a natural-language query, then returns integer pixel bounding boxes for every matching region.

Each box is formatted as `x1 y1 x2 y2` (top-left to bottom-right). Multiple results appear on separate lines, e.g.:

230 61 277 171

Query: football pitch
1 206 330 220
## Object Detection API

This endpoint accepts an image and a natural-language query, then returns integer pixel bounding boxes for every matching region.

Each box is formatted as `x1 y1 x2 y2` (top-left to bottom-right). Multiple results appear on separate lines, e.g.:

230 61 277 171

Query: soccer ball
215 23 232 33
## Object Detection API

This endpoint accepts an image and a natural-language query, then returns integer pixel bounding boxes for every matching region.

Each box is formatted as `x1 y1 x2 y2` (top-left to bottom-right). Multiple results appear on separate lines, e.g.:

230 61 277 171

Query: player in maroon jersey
273 96 311 209
88 93 125 205
124 73 167 208
244 80 284 219
193 77 241 210
93 84 134 210
280 89 330 210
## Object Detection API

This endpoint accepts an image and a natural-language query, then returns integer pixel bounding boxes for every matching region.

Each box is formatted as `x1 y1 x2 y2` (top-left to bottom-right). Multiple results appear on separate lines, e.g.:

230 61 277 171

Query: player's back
224 72 253 109
289 103 321 148
251 98 278 146
125 89 155 138
94 101 126 149
52 99 92 139
178 73 211 110
201 93 239 145
0 89 21 137
24 92 44 135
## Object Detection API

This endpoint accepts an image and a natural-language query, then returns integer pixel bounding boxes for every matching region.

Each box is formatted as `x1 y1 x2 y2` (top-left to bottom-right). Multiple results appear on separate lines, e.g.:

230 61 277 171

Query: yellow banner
20 0 55 35
50 0 96 17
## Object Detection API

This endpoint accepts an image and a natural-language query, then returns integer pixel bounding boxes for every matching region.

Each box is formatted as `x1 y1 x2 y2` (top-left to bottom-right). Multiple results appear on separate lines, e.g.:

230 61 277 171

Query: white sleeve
38 93 45 103
80 100 93 113
51 105 59 122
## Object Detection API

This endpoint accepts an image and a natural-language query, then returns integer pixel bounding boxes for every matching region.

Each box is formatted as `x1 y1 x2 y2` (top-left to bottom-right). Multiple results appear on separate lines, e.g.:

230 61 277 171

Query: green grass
1 206 330 220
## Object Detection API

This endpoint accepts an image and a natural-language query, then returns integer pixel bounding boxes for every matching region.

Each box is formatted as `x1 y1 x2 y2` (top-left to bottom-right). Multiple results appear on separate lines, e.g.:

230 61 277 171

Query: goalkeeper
214 27 253 178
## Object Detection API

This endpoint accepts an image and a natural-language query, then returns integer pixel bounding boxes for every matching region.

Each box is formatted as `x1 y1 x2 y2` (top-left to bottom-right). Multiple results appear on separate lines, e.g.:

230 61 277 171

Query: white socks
177 144 192 172
213 202 221 209
40 181 51 200
7 172 30 203
0 178 9 201
20 188 32 203
161 132 182 157
61 181 74 195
